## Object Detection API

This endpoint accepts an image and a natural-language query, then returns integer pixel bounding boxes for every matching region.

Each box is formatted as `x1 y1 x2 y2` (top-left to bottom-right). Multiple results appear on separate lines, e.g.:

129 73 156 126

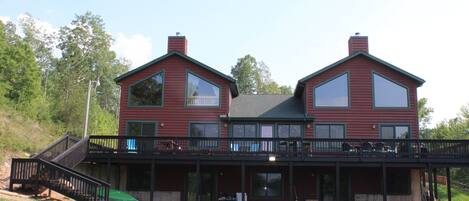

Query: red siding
118 55 230 137
304 55 419 139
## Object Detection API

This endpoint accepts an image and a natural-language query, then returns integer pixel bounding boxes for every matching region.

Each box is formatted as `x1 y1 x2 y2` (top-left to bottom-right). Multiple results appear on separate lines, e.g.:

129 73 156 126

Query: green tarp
100 188 139 201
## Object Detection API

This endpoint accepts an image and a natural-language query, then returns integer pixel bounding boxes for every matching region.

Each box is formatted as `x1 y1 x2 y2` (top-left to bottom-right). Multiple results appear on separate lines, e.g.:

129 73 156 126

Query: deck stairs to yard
9 135 110 201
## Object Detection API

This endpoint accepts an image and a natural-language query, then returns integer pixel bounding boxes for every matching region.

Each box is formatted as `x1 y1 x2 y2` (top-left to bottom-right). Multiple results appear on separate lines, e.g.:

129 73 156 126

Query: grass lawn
437 184 469 201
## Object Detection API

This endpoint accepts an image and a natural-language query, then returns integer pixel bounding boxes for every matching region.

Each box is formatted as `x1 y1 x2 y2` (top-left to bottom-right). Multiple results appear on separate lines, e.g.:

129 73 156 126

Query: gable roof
294 51 425 96
221 95 313 121
115 51 239 97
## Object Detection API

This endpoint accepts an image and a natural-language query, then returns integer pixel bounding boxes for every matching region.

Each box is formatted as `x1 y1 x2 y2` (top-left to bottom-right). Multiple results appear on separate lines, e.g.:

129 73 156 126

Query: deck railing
10 158 109 201
32 134 80 161
87 136 469 161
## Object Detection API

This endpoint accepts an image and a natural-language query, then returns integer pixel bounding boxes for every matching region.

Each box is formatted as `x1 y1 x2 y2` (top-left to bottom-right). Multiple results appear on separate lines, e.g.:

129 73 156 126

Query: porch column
289 162 293 201
428 165 434 201
241 161 245 201
196 160 201 201
433 168 438 200
150 159 155 201
106 158 111 183
382 163 387 201
336 162 340 201
446 167 452 201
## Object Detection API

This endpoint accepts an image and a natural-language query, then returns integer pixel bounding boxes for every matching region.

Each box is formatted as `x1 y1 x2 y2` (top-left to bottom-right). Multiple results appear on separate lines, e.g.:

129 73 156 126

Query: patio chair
342 142 353 152
230 143 240 152
250 144 259 152
127 139 137 153
361 142 373 152
374 142 385 152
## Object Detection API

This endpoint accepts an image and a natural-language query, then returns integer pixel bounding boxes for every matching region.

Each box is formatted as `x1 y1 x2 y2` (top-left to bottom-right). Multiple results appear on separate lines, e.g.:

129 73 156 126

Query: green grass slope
438 184 469 201
0 107 59 162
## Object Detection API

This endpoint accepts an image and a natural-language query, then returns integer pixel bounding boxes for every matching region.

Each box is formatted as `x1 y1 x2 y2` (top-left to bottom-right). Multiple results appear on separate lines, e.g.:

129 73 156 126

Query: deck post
289 162 293 201
382 163 387 201
433 168 438 200
106 158 111 183
196 160 201 201
336 162 340 201
428 165 434 201
150 159 155 201
241 161 245 201
446 167 451 201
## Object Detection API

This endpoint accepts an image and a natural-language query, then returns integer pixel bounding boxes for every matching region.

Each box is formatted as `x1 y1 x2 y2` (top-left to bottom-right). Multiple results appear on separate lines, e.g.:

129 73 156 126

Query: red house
10 34 467 201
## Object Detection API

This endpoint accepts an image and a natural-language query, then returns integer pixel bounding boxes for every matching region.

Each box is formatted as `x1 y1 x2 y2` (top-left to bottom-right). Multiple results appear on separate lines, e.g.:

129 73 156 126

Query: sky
1 0 468 127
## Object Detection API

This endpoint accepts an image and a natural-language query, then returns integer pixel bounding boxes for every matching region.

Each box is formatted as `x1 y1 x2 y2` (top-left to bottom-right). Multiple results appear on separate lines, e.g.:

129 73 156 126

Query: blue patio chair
230 143 240 152
127 139 137 153
250 144 259 152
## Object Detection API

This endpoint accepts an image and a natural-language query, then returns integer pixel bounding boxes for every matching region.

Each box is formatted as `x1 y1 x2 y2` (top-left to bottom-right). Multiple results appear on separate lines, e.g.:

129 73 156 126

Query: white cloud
0 16 11 23
111 33 153 69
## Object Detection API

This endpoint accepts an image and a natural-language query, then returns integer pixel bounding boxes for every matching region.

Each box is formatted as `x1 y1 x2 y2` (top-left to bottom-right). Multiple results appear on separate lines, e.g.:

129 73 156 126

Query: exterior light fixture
160 122 165 127
372 124 377 129
268 155 276 162
307 124 311 129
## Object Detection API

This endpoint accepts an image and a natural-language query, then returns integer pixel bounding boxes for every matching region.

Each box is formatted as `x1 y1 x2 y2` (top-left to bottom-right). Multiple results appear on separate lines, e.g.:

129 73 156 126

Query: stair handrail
32 134 80 160
52 136 89 168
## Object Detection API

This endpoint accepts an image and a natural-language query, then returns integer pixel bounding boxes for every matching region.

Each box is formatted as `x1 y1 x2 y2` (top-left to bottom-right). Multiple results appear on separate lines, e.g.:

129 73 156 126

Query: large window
315 124 345 151
186 72 220 107
373 73 409 108
129 72 164 106
314 73 349 107
127 165 151 191
380 125 410 139
127 122 156 136
252 173 282 198
315 124 345 139
232 124 257 137
277 124 302 138
190 123 219 149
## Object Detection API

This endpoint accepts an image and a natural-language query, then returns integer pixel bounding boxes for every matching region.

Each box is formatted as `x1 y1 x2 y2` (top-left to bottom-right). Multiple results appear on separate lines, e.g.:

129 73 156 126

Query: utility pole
83 80 99 137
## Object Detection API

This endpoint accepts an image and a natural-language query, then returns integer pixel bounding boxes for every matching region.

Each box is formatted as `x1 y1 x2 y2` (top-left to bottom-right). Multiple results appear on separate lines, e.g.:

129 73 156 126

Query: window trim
371 71 410 109
230 123 258 138
313 71 350 109
379 124 412 139
125 120 157 136
184 70 222 108
276 124 304 138
250 171 283 199
127 70 165 108
313 123 347 138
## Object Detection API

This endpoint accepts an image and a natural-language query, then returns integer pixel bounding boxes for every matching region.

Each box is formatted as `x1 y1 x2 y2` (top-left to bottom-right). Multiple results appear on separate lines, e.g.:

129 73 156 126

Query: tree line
0 12 129 135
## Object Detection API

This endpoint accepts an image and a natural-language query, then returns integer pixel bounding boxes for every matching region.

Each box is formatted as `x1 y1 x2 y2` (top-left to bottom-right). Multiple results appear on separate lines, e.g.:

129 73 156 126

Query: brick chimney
348 33 368 55
168 34 187 54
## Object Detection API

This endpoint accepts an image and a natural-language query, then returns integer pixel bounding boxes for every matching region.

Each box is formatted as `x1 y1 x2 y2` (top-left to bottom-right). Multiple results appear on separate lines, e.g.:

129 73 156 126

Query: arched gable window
373 73 409 108
186 72 220 107
314 72 349 107
128 72 164 106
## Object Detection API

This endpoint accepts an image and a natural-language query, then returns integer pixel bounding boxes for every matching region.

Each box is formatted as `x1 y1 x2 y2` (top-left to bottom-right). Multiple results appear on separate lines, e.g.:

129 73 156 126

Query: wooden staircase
9 135 110 201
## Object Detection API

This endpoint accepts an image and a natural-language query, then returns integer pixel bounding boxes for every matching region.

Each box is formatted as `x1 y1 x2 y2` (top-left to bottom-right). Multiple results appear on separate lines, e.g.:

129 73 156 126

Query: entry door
260 125 273 152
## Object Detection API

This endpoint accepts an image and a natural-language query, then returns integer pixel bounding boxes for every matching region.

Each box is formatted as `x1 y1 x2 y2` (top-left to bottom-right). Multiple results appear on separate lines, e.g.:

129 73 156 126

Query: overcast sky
1 0 468 127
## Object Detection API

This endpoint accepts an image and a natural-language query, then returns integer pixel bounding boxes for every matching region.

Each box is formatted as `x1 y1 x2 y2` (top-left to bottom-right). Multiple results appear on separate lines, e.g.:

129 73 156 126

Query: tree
49 12 128 135
231 55 258 94
19 13 57 99
231 55 292 95
417 98 434 138
432 104 469 140
0 21 42 118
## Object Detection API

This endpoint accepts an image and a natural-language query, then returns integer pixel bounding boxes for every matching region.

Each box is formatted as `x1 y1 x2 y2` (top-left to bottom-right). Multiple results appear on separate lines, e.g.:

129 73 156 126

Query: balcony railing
87 136 469 162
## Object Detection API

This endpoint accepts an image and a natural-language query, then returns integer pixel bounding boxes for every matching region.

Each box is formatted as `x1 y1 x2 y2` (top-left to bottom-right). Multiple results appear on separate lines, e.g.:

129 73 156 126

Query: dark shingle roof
226 95 309 120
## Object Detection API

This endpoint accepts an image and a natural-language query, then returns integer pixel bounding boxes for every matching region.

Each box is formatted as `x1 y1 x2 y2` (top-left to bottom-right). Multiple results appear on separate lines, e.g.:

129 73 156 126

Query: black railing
87 136 469 162
52 136 89 168
32 134 80 161
10 158 109 201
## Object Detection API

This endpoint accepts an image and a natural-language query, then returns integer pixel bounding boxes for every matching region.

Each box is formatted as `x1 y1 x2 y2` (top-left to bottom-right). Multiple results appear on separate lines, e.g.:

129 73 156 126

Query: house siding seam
118 55 230 137
304 55 419 139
